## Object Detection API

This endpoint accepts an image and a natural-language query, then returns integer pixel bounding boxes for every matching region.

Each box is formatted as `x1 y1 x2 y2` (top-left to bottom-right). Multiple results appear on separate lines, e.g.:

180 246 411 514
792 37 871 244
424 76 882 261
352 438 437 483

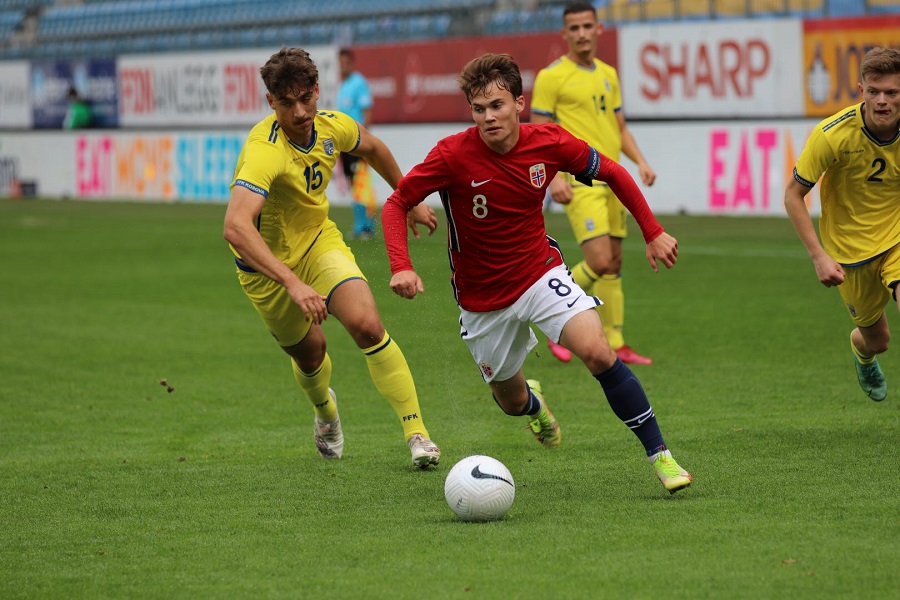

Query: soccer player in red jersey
382 53 692 494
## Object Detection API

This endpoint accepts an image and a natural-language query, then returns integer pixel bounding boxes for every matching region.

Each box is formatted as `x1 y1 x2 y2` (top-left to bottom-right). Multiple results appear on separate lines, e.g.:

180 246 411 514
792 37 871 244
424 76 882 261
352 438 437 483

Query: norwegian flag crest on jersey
529 163 547 188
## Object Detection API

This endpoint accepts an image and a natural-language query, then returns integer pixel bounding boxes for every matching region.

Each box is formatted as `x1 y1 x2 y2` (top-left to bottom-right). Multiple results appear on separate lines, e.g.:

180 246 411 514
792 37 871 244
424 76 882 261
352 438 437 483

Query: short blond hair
860 47 900 83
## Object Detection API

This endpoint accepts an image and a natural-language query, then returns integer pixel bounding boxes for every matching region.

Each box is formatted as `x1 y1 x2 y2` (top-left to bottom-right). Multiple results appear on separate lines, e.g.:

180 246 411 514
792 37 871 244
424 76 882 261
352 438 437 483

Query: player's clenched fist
390 270 425 299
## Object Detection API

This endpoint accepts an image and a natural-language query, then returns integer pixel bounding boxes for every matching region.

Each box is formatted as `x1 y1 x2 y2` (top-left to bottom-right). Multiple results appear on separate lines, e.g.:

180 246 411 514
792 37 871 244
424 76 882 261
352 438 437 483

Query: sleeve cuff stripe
235 180 268 197
792 168 815 188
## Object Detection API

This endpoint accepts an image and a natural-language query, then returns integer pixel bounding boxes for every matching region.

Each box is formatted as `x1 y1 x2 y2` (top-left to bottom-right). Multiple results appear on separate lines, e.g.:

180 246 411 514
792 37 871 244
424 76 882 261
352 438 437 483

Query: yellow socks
571 261 625 349
571 260 599 291
363 332 429 440
291 333 431 441
595 274 625 350
851 332 875 364
292 353 338 422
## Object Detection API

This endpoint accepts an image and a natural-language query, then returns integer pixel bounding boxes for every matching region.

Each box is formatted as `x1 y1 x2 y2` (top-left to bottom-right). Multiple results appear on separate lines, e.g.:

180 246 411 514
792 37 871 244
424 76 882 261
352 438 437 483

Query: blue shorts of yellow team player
838 243 900 328
562 174 628 244
236 221 366 347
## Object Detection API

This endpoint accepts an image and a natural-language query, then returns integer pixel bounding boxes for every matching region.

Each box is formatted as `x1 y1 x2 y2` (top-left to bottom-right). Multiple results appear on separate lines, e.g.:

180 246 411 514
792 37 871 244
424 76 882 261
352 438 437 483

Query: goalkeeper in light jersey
224 48 441 468
785 47 900 403
383 53 692 495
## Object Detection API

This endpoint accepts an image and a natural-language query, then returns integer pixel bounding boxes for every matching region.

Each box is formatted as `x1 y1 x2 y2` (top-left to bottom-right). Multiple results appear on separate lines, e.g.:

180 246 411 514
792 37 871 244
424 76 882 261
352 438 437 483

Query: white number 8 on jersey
472 194 488 219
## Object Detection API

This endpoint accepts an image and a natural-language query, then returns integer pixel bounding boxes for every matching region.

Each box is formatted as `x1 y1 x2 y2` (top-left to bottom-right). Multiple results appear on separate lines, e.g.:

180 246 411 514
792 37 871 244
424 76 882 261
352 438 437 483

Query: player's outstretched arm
352 124 403 189
589 154 676 272
593 155 665 246
784 178 844 287
382 193 420 281
382 149 444 286
618 112 656 187
224 185 328 323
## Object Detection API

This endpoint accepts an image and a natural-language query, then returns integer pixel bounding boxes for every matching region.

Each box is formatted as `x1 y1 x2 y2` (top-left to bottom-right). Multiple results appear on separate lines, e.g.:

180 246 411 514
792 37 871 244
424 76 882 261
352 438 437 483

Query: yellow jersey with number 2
793 103 900 265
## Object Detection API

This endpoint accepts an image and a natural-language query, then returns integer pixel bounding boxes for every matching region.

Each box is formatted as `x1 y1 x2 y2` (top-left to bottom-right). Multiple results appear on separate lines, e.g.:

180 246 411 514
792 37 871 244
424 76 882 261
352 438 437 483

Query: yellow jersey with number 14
230 110 360 269
793 103 900 265
531 55 622 161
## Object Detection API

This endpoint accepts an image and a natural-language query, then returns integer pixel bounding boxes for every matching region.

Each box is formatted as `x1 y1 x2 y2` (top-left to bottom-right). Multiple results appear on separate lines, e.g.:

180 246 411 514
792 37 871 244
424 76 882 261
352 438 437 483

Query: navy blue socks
595 358 665 456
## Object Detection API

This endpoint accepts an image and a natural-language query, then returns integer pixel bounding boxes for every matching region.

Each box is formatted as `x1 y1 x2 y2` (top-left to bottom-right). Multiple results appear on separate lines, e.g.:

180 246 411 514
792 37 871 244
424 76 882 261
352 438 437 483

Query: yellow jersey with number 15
793 103 900 265
230 110 360 269
531 55 622 161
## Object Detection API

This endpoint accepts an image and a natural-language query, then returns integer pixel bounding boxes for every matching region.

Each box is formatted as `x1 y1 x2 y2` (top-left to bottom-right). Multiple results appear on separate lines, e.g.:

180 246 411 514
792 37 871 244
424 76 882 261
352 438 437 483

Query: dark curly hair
260 47 319 99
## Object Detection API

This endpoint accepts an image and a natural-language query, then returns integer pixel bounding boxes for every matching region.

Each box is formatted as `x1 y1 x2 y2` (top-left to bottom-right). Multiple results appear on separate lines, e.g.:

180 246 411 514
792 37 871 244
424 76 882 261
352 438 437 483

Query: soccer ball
444 455 515 522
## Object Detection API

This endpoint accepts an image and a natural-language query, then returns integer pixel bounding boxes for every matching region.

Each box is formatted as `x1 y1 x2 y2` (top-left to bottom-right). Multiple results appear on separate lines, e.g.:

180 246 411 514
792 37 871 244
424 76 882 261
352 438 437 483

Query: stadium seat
868 0 899 14
827 0 866 16
193 30 214 49
354 18 378 43
238 28 260 48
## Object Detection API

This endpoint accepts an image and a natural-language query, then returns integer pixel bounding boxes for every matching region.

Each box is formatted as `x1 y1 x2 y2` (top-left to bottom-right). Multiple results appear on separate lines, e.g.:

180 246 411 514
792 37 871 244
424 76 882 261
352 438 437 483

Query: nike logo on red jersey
471 179 491 187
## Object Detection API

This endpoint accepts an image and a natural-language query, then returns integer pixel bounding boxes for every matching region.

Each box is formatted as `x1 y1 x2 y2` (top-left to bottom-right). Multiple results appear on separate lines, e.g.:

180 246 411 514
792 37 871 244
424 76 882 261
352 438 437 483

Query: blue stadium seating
827 0 867 16
0 0 51 10
0 9 25 38
0 0 896 60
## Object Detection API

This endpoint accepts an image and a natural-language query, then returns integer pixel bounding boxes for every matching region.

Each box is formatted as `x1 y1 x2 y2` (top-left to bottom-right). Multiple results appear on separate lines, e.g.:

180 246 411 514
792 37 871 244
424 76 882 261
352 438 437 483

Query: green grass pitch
1 198 897 599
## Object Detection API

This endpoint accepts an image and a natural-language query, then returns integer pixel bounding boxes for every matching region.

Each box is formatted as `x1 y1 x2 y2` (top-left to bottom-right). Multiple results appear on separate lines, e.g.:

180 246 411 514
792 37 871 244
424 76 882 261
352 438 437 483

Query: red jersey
383 123 662 312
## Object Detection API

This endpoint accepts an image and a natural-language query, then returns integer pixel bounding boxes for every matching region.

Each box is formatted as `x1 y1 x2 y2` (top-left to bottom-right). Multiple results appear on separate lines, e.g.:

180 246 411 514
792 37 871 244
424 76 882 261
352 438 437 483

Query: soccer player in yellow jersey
532 2 656 366
785 47 900 402
223 48 442 467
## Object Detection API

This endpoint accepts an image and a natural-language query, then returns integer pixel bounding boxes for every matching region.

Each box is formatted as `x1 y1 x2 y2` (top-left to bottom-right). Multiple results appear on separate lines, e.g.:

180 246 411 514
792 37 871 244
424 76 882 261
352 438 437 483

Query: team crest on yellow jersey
323 138 334 156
